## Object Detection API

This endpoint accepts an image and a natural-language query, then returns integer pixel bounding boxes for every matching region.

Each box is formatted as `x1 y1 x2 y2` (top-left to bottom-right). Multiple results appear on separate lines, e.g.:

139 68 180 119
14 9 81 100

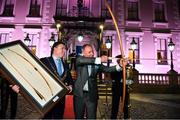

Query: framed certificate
0 40 68 117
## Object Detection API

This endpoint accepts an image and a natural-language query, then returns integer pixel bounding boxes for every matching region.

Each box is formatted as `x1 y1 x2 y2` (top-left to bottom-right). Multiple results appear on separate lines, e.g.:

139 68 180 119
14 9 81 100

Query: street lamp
130 37 137 69
49 33 56 47
24 33 31 46
105 36 112 67
99 24 104 30
98 24 104 57
77 33 83 42
55 20 62 41
168 38 175 71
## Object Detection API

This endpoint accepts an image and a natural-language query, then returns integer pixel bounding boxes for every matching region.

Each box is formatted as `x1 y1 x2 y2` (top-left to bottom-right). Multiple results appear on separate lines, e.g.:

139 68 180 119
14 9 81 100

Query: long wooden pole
104 0 126 117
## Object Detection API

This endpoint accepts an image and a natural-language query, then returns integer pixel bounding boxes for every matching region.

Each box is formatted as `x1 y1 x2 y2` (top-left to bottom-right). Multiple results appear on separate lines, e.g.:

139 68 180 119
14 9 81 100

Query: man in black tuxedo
73 44 126 119
40 42 73 119
110 55 128 119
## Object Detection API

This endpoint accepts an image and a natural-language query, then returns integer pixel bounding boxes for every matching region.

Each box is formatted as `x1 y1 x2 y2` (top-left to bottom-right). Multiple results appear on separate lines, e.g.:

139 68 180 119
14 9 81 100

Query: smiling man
40 42 73 119
73 44 127 119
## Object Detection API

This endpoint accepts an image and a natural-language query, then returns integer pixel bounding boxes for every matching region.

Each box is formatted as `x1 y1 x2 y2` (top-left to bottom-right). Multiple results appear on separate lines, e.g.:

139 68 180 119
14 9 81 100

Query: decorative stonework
175 33 180 71
42 0 51 23
117 0 125 26
172 0 180 28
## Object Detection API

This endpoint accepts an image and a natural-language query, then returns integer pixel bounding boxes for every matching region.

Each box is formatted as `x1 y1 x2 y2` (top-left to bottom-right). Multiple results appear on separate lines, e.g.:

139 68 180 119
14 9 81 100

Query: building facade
0 0 180 73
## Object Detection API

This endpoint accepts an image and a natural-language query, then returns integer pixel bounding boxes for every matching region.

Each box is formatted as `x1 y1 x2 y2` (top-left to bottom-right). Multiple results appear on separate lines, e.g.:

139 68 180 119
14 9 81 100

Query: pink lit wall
0 0 180 74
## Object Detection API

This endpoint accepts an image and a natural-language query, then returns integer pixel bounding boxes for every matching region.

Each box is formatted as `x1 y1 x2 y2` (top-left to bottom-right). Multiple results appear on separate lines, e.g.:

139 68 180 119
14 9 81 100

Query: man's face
53 44 66 58
82 46 94 57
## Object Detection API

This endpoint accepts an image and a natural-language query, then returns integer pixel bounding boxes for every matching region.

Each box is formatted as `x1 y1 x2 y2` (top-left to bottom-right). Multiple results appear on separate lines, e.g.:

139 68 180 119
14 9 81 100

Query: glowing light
77 34 83 42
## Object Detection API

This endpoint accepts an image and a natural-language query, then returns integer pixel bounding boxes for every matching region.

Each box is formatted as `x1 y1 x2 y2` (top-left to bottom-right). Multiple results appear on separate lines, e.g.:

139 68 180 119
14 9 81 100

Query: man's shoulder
76 55 82 58
40 57 52 63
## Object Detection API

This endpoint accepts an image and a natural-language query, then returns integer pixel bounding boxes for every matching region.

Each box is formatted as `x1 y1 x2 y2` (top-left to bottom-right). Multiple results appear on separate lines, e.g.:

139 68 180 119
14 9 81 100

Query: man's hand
10 85 20 93
67 85 73 93
101 55 108 63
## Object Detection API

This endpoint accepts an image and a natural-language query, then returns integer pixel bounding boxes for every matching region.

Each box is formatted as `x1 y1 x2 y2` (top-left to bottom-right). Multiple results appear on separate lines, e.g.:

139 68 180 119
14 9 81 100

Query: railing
55 6 92 17
137 73 169 85
98 72 180 95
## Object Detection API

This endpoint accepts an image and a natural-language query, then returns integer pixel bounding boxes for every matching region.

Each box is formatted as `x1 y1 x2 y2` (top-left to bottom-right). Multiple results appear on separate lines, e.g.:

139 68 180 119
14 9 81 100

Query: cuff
116 65 122 71
95 57 101 64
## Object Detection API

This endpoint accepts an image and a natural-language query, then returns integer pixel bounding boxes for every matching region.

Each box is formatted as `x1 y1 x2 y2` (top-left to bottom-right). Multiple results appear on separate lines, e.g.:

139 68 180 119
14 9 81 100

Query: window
127 1 139 21
27 0 41 17
0 33 9 44
128 37 140 64
1 0 14 17
0 0 3 14
157 39 167 64
101 0 112 19
154 2 166 22
56 0 68 16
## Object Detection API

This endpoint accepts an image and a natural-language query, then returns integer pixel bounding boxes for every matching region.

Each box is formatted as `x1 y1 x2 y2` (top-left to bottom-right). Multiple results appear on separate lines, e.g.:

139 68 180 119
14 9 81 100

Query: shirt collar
52 55 61 61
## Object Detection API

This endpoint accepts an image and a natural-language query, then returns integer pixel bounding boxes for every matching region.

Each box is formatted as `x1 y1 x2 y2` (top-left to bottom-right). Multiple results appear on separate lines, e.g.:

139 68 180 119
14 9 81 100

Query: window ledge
26 16 42 22
153 21 168 27
156 63 168 66
126 20 142 26
105 19 113 23
0 16 15 21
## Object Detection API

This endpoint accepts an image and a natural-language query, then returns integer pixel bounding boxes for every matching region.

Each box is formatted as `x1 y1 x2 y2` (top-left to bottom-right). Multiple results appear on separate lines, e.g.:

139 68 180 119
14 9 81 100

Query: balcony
54 5 105 31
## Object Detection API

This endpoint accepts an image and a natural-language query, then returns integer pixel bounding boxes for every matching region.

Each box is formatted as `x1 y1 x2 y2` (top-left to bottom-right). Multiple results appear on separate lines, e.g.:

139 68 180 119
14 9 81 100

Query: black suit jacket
74 56 120 101
40 57 73 86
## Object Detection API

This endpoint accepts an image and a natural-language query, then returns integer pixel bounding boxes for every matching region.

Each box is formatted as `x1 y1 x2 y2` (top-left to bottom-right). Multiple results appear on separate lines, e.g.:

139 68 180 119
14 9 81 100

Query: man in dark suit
0 77 18 119
40 41 73 119
111 55 130 119
73 44 126 119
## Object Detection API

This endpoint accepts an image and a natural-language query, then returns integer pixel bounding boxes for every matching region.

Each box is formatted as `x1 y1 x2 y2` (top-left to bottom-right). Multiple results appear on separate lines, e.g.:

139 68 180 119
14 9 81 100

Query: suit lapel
49 57 58 72
91 65 95 77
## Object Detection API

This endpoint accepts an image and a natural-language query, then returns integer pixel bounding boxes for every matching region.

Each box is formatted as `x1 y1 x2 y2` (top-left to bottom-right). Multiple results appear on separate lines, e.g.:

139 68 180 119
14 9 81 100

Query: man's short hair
82 44 92 51
51 41 65 56
115 55 122 58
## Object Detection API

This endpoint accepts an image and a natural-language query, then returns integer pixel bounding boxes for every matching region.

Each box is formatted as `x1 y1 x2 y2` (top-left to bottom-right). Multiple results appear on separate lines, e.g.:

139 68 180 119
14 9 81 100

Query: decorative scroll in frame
0 40 68 117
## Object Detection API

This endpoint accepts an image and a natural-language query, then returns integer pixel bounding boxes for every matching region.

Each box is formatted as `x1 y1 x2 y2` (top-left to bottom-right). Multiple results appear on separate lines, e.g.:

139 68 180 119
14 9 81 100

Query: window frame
153 1 167 22
126 0 140 21
156 38 168 65
0 0 15 17
0 33 9 44
101 0 112 19
128 37 140 64
27 0 42 17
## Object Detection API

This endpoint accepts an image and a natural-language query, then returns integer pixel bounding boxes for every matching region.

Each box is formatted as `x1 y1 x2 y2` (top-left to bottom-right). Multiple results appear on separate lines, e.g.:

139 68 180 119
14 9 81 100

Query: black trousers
43 97 65 119
111 83 128 119
0 79 18 119
74 92 97 119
